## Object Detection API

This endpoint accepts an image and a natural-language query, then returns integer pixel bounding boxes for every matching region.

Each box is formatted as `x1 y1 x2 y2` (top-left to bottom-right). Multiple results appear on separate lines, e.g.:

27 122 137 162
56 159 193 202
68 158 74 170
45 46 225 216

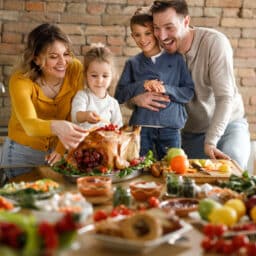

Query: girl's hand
51 120 88 150
86 111 101 123
45 151 62 166
144 80 166 93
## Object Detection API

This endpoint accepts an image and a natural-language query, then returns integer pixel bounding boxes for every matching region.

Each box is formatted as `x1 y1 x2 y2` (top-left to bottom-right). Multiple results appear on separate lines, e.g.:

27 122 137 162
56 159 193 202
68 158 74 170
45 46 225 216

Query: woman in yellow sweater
0 23 87 179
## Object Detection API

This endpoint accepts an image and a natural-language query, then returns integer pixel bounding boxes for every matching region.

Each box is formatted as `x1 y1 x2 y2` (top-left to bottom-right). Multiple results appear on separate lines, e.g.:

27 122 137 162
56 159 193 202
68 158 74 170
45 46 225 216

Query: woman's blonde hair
17 23 72 81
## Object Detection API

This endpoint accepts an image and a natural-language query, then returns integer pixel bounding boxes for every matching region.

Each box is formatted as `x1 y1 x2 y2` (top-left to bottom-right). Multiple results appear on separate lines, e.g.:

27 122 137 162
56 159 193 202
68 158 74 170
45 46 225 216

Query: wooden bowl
129 181 163 201
160 198 199 217
77 176 112 198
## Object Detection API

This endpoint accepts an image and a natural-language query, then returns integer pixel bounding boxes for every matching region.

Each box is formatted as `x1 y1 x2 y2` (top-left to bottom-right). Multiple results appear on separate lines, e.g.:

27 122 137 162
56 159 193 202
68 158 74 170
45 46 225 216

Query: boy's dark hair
150 0 189 17
130 7 153 29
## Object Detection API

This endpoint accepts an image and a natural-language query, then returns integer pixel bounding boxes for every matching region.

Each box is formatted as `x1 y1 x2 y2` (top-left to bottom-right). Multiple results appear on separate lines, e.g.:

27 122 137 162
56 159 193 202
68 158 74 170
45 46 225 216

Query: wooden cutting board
183 159 243 184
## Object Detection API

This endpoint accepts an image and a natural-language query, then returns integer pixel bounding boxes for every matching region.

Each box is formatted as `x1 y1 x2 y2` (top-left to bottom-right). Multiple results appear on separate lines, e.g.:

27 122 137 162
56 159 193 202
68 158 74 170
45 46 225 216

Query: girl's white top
71 88 123 129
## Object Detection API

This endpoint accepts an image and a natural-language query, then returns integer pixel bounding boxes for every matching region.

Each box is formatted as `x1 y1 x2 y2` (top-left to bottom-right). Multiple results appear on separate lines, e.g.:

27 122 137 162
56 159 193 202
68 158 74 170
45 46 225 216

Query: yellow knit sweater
8 58 84 154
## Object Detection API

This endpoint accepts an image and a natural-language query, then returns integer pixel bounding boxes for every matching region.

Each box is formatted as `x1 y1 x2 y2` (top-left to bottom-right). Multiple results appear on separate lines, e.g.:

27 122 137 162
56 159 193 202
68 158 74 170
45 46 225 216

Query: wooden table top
10 166 210 256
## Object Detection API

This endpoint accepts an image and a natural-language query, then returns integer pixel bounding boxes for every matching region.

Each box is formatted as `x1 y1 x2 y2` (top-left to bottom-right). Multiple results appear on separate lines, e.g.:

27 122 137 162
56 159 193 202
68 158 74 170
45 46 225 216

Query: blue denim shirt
115 51 194 129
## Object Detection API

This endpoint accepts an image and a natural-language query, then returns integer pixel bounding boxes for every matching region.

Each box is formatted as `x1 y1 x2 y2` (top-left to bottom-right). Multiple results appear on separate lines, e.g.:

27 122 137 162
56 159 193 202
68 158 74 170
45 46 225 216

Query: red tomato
201 237 214 251
170 155 189 174
214 239 226 253
222 240 234 254
232 235 249 250
130 159 140 166
109 209 119 218
99 166 108 173
148 196 160 208
246 242 256 256
203 224 215 238
214 224 228 236
93 210 108 222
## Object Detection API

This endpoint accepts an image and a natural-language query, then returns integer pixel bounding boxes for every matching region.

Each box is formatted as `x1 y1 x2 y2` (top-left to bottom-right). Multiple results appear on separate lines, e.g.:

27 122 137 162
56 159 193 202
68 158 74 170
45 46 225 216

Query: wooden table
11 167 208 256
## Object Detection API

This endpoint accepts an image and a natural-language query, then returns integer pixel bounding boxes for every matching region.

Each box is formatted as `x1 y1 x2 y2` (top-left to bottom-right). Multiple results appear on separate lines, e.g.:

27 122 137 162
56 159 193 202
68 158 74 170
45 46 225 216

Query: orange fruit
170 155 189 174
250 206 256 223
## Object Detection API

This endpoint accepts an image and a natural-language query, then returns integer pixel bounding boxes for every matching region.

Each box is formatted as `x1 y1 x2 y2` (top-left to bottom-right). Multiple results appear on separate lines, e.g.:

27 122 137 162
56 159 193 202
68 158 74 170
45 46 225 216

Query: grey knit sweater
183 27 245 146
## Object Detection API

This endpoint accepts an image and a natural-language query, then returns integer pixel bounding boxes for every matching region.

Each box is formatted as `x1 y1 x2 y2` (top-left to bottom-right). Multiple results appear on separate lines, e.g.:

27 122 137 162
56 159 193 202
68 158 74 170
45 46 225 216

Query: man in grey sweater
131 0 250 169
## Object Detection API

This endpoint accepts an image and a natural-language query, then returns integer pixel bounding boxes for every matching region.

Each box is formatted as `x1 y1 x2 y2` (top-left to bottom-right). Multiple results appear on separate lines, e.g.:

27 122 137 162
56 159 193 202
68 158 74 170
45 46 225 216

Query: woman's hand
45 151 62 166
204 143 231 160
51 120 88 150
131 92 170 111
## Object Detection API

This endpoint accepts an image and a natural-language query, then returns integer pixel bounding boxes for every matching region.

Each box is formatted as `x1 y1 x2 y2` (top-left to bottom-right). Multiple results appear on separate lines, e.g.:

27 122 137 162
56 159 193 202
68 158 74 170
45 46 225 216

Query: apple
198 198 222 221
165 147 186 162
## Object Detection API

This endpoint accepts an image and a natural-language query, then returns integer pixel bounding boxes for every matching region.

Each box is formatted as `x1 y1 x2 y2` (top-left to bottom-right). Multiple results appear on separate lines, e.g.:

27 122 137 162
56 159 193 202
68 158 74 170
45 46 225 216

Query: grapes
74 149 103 172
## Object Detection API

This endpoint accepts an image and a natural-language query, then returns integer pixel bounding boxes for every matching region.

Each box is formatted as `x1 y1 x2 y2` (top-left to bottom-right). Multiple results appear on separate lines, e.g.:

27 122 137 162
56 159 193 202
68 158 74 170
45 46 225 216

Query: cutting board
183 159 243 184
152 159 244 184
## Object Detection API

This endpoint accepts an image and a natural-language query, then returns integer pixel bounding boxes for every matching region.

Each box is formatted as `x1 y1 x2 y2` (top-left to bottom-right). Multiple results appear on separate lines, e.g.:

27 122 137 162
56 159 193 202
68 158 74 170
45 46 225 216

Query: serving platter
0 179 60 202
80 220 192 253
54 168 143 184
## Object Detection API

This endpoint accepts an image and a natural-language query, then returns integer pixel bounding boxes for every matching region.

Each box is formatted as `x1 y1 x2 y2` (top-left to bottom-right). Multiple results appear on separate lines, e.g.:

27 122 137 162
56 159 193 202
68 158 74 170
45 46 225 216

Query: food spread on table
52 125 155 181
3 141 256 255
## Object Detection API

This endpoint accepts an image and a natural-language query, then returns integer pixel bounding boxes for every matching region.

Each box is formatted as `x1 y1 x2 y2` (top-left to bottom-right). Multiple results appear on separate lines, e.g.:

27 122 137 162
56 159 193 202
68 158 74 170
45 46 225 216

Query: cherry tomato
214 224 227 236
232 234 249 250
93 210 108 222
222 240 234 254
214 239 226 253
203 224 215 238
148 196 160 208
246 242 256 256
201 237 214 251
99 166 108 173
109 208 119 218
129 159 140 166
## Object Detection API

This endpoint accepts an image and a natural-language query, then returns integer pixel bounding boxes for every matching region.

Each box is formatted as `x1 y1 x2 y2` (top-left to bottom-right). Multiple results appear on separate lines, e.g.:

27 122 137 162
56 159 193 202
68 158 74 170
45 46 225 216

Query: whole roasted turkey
66 125 141 171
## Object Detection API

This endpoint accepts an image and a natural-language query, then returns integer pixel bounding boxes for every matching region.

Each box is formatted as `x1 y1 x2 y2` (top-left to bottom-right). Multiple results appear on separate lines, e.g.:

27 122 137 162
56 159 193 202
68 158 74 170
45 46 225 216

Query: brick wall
0 0 255 138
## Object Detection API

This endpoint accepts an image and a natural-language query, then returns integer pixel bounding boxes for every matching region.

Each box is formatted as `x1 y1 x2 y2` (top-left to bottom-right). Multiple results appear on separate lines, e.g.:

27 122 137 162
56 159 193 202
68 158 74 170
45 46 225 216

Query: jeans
140 127 181 160
182 118 250 170
0 138 49 178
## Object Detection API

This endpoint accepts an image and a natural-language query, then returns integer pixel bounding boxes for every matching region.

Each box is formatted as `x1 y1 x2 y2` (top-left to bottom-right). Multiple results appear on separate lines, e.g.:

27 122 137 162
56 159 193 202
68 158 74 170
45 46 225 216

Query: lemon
218 163 231 173
225 199 246 220
208 205 238 227
250 206 256 223
199 159 214 169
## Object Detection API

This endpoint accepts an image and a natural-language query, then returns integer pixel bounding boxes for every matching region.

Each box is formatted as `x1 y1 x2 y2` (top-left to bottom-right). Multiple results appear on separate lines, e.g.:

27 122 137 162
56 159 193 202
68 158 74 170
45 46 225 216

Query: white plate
33 192 93 223
80 220 192 253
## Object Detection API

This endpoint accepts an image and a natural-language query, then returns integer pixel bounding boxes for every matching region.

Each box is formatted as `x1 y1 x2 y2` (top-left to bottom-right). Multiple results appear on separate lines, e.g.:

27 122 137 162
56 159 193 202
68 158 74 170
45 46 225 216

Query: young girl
115 9 194 160
71 44 123 129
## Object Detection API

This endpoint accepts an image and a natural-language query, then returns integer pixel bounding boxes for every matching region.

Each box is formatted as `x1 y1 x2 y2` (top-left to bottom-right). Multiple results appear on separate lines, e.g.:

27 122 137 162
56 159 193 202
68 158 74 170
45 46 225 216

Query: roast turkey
66 125 141 171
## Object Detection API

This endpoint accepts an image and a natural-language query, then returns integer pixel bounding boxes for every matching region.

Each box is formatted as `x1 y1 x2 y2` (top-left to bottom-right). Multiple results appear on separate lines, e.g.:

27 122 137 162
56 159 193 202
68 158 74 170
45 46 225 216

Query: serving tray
79 220 192 253
60 169 143 184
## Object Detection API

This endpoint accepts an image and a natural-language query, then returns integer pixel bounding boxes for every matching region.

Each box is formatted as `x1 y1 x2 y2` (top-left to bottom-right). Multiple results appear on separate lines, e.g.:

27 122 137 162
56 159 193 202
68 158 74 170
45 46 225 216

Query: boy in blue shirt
115 8 194 160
